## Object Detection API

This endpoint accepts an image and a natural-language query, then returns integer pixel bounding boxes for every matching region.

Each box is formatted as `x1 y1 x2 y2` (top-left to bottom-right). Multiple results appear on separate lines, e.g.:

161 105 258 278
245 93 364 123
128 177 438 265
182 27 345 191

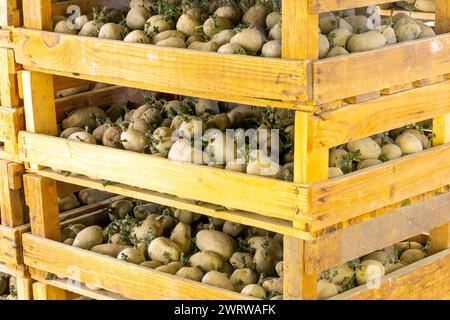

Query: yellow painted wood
0 224 24 266
32 282 71 300
313 34 450 104
436 0 450 34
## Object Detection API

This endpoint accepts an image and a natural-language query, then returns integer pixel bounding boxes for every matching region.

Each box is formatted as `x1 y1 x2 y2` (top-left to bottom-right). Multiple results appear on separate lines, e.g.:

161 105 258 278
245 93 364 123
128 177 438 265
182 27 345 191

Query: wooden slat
52 76 93 93
0 48 20 107
379 9 436 21
305 192 450 274
0 106 25 156
51 0 129 17
0 160 25 227
22 234 254 300
331 249 450 300
22 0 52 30
309 0 394 13
19 132 308 222
12 28 311 108
16 277 34 300
436 0 450 34
309 144 450 231
0 225 22 265
33 168 312 239
311 80 450 148
313 34 450 104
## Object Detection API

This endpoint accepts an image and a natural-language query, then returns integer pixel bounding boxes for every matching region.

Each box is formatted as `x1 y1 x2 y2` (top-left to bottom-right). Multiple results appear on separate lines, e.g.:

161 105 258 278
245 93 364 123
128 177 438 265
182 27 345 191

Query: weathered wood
309 0 393 13
436 0 450 34
0 160 25 227
22 0 52 30
305 192 450 274
32 282 73 300
16 277 34 300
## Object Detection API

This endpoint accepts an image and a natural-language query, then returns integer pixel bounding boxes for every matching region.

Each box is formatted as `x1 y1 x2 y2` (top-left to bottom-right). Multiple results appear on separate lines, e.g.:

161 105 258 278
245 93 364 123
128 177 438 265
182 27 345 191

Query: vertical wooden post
22 0 52 30
16 277 34 300
0 48 20 108
282 0 324 300
32 282 69 300
0 160 25 227
435 0 450 34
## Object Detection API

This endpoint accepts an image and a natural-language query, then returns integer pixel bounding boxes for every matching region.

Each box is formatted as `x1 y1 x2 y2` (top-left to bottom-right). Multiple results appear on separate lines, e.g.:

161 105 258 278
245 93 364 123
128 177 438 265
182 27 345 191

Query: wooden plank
22 234 254 300
331 249 450 300
22 0 52 30
311 80 450 148
51 0 129 17
309 0 393 13
313 34 450 104
0 48 19 107
0 225 22 265
19 132 308 222
436 0 450 34
34 168 312 240
0 160 25 227
309 144 450 231
12 28 311 107
430 224 450 254
0 106 25 156
53 76 93 93
16 277 34 300
23 174 61 241
32 282 73 300
56 180 84 198
305 192 450 274
380 9 436 21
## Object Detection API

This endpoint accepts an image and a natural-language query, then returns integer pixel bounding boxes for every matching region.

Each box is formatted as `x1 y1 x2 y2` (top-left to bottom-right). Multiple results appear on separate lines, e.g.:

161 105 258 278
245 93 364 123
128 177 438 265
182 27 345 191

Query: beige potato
73 226 104 250
419 24 436 38
218 43 247 54
275 261 284 277
215 6 241 24
381 25 397 44
241 284 266 299
187 41 219 52
63 238 75 245
326 46 350 57
126 6 150 30
230 28 267 53
78 189 113 204
262 277 283 294
152 30 185 44
189 251 224 273
266 12 281 30
222 221 244 238
176 13 202 37
58 194 80 212
90 243 129 257
319 15 353 35
230 268 258 292
117 247 145 264
328 28 353 47
203 17 233 38
174 209 202 224
196 230 237 260
108 200 134 221
68 131 96 144
54 20 78 35
394 241 424 254
402 129 429 149
78 20 104 37
156 261 182 274
415 0 436 12
329 149 349 168
176 267 204 282
262 40 281 58
242 4 271 28
202 271 236 291
62 106 106 130
395 132 423 154
131 216 163 243
317 280 339 300
381 144 403 161
253 249 275 274
61 224 85 241
344 15 368 33
121 128 149 153
328 167 344 178
170 222 192 254
347 137 382 160
357 159 382 170
195 99 220 115
384 262 406 273
399 249 426 265
347 31 387 53
140 260 163 269
147 237 181 264
145 15 174 34
98 23 127 40
60 127 85 139
229 252 253 269
394 19 421 42
355 260 386 285
124 30 151 43
157 37 186 48
211 29 236 47
319 34 330 58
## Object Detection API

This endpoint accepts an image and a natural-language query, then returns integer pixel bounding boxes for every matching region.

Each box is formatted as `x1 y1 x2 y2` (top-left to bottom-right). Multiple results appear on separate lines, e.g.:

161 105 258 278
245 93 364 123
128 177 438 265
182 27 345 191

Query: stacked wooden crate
9 0 450 299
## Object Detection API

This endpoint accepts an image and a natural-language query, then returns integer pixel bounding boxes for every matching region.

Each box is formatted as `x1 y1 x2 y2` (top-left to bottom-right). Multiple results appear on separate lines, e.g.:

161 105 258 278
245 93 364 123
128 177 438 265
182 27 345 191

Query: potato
319 34 330 58
381 144 403 161
222 221 244 238
355 260 385 285
58 194 80 212
242 4 271 28
176 267 204 282
230 28 267 53
328 28 353 47
229 252 253 269
195 99 220 115
62 106 106 130
344 15 368 33
394 19 421 42
230 268 258 292
152 214 176 235
188 41 219 52
78 20 104 37
347 137 381 160
347 30 387 53
145 15 174 34
381 25 397 44
148 237 181 264
215 6 241 24
399 249 426 265
102 126 123 149
130 0 155 9
60 127 85 139
266 12 281 30
152 30 185 44
110 233 126 244
98 23 127 40
329 149 349 168
156 261 182 274
68 131 96 144
247 153 281 179
203 17 233 38
63 238 75 245
328 166 343 179
225 159 247 173
317 280 339 300
419 24 436 38
176 13 202 37
126 6 150 30
253 249 275 274
362 251 390 264
395 132 423 154
415 0 436 12
196 230 237 260
211 29 236 46
384 262 406 274
131 216 163 243
73 226 104 250
74 15 90 30
78 189 113 204
395 241 424 254
275 261 284 277
157 37 186 48
124 30 151 43
120 128 149 153
320 15 353 35
54 20 78 35
90 243 129 257
262 277 283 294
202 271 236 291
170 222 191 254
189 251 224 273
108 200 134 221
218 43 246 54
241 284 266 299
174 209 201 224
268 22 281 41
261 40 281 58
53 15 67 26
117 247 145 264
402 129 429 149
357 159 382 170
169 140 210 164
179 116 206 139
61 224 85 241
140 260 163 269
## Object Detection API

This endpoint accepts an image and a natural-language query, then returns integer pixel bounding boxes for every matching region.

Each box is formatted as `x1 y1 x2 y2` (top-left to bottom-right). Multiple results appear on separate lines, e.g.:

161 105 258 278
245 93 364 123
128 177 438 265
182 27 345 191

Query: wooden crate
0 0 21 27
18 77 450 237
22 173 450 300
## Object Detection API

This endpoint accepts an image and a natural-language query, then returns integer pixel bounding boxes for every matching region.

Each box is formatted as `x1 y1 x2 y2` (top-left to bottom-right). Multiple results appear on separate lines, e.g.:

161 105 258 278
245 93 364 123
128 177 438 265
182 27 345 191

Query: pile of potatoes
58 188 114 212
328 121 433 178
58 94 294 180
0 275 17 300
389 1 436 13
61 198 285 299
318 238 430 299
52 1 435 59
318 10 435 58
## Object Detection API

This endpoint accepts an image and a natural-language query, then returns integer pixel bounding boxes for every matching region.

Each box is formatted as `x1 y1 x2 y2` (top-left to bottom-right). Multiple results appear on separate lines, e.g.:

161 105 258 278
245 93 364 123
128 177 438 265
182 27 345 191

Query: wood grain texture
22 234 254 300
311 80 450 148
0 106 25 156
436 0 450 34
0 224 23 265
0 48 20 107
13 28 311 107
0 0 21 27
309 0 393 13
309 144 450 231
305 192 450 274
379 9 435 21
331 249 450 300
313 34 450 104
33 168 312 239
0 160 25 227
22 0 52 30
19 132 308 222
16 277 34 300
